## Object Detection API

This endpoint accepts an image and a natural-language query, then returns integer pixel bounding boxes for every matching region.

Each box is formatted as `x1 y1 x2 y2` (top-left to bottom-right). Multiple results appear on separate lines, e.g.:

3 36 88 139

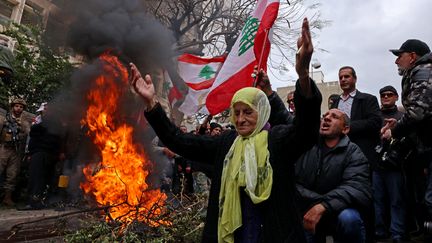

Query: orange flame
80 53 169 227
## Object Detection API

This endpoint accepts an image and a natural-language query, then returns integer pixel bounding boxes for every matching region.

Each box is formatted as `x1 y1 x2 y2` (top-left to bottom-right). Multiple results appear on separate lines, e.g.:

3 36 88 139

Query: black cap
379 85 398 96
390 39 431 57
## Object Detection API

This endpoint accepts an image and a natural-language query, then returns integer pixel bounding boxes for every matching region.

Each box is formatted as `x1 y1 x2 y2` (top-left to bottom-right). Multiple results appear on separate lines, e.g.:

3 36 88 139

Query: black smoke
63 0 175 72
40 0 177 195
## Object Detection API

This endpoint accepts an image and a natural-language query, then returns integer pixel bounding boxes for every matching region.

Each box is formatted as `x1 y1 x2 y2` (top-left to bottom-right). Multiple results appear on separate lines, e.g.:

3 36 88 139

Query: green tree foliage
1 24 74 113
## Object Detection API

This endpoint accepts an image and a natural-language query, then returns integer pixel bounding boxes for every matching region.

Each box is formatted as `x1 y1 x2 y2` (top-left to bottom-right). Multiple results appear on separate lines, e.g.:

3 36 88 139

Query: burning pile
80 53 169 227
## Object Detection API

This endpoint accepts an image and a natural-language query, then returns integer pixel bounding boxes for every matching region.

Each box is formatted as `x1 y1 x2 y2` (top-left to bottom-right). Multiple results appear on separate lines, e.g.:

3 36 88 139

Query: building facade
276 72 342 114
0 0 64 48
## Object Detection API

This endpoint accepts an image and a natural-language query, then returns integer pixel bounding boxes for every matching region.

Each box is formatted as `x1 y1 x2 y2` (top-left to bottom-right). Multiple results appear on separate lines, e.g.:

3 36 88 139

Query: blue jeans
373 170 408 239
305 208 366 243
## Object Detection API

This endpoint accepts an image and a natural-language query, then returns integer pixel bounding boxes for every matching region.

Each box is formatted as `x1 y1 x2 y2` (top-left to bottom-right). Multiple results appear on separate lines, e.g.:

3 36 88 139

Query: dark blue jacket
295 135 372 215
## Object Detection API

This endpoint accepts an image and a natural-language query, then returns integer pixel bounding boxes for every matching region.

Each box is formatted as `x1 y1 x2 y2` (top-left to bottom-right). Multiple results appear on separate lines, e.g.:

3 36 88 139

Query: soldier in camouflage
382 39 432 218
0 98 31 206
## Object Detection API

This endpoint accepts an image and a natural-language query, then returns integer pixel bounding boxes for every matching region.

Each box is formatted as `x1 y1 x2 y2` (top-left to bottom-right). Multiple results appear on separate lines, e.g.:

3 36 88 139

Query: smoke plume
41 0 177 193
63 0 175 71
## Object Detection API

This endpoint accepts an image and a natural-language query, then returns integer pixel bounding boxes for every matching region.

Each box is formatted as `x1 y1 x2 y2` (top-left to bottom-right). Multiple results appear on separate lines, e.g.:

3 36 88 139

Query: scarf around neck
218 87 273 243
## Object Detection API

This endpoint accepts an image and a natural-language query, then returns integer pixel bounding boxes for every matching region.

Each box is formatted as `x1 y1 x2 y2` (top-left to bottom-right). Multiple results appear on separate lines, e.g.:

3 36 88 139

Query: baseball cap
390 39 431 56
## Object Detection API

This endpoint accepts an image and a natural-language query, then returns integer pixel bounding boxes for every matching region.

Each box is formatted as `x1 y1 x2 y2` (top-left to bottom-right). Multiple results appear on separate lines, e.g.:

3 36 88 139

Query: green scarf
218 87 273 243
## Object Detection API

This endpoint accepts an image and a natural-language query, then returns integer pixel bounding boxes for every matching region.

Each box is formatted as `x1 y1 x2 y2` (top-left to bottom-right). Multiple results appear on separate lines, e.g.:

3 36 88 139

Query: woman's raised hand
130 63 158 110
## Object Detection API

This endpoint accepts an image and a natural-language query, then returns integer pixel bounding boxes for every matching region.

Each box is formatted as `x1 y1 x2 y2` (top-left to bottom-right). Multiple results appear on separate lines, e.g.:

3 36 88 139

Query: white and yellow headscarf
218 87 273 243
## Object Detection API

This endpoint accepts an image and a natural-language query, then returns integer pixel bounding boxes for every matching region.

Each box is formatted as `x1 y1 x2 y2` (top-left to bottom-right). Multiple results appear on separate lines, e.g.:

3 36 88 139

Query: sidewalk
0 206 82 242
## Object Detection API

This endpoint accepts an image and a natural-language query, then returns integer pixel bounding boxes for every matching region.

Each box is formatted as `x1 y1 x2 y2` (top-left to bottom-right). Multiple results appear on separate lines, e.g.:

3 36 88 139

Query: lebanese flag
205 0 280 115
163 70 183 105
177 54 226 115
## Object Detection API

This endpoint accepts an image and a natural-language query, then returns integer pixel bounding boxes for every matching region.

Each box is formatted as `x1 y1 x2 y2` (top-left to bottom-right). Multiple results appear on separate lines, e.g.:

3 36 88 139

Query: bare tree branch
143 0 328 63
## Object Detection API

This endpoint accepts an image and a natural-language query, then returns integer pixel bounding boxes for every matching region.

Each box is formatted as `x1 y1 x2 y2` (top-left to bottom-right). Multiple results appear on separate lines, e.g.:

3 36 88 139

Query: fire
80 53 169 227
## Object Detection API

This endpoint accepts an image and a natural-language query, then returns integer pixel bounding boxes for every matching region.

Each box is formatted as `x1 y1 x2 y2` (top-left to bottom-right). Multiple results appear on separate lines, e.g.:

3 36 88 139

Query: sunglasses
380 92 395 98
287 99 294 103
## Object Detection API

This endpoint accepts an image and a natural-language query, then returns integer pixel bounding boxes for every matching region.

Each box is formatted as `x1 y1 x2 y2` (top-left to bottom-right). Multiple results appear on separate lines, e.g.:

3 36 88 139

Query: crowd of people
0 100 78 210
1 17 432 243
131 18 432 243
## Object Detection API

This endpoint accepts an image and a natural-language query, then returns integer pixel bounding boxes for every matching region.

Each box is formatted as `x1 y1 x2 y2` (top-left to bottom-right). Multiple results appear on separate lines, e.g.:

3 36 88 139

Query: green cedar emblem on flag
199 65 216 79
238 17 259 56
162 77 171 96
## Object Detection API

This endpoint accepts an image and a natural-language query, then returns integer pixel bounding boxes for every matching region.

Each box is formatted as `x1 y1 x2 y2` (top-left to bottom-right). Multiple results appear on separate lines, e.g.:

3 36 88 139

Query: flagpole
253 28 270 87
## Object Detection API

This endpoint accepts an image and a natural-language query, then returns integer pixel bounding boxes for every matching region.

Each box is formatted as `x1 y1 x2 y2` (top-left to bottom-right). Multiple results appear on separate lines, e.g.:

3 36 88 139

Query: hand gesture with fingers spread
130 63 157 110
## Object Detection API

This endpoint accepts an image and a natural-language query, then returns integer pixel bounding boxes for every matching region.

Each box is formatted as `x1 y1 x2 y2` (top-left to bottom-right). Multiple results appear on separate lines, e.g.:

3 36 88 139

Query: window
21 1 44 26
0 0 15 20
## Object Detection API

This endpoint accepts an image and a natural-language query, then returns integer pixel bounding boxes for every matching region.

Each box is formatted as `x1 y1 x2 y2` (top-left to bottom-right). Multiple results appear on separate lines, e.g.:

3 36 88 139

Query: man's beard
12 110 22 117
397 67 406 76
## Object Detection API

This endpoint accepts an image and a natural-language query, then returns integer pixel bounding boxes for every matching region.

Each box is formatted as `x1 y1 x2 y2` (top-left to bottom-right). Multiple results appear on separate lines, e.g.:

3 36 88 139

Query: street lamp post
310 60 321 81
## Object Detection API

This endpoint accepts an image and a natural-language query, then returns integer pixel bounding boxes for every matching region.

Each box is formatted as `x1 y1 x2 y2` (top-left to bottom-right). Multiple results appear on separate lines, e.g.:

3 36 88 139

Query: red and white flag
177 54 226 115
163 70 183 105
205 0 280 115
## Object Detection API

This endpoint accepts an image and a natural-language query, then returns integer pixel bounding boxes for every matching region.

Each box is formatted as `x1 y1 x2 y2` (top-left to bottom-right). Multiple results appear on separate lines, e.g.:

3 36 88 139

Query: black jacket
295 136 372 215
28 122 63 156
330 90 382 169
378 106 416 171
268 91 294 125
145 80 322 243
381 105 403 121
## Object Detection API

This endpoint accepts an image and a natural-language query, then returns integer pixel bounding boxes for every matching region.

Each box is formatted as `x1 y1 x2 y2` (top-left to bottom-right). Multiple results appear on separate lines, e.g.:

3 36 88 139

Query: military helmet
10 97 27 108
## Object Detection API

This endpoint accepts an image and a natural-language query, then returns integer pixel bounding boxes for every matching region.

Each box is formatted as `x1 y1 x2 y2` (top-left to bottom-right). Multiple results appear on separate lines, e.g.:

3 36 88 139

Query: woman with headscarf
132 18 321 243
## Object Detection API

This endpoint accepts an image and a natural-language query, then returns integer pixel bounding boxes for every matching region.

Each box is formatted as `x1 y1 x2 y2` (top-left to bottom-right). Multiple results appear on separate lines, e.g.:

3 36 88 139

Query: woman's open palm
130 63 155 103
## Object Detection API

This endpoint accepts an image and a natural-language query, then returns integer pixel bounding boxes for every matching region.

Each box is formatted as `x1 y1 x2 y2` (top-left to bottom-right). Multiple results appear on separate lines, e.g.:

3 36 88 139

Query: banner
205 0 280 115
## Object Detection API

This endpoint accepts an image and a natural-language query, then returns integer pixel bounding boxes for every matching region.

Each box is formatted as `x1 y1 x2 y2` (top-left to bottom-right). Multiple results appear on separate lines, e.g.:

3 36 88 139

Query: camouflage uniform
0 99 30 205
392 53 432 147
391 53 432 218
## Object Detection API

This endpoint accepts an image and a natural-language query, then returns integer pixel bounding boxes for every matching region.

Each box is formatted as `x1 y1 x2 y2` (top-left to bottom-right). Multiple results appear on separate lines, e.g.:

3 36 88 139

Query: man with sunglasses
379 87 399 111
382 39 432 227
286 90 296 116
374 86 409 242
